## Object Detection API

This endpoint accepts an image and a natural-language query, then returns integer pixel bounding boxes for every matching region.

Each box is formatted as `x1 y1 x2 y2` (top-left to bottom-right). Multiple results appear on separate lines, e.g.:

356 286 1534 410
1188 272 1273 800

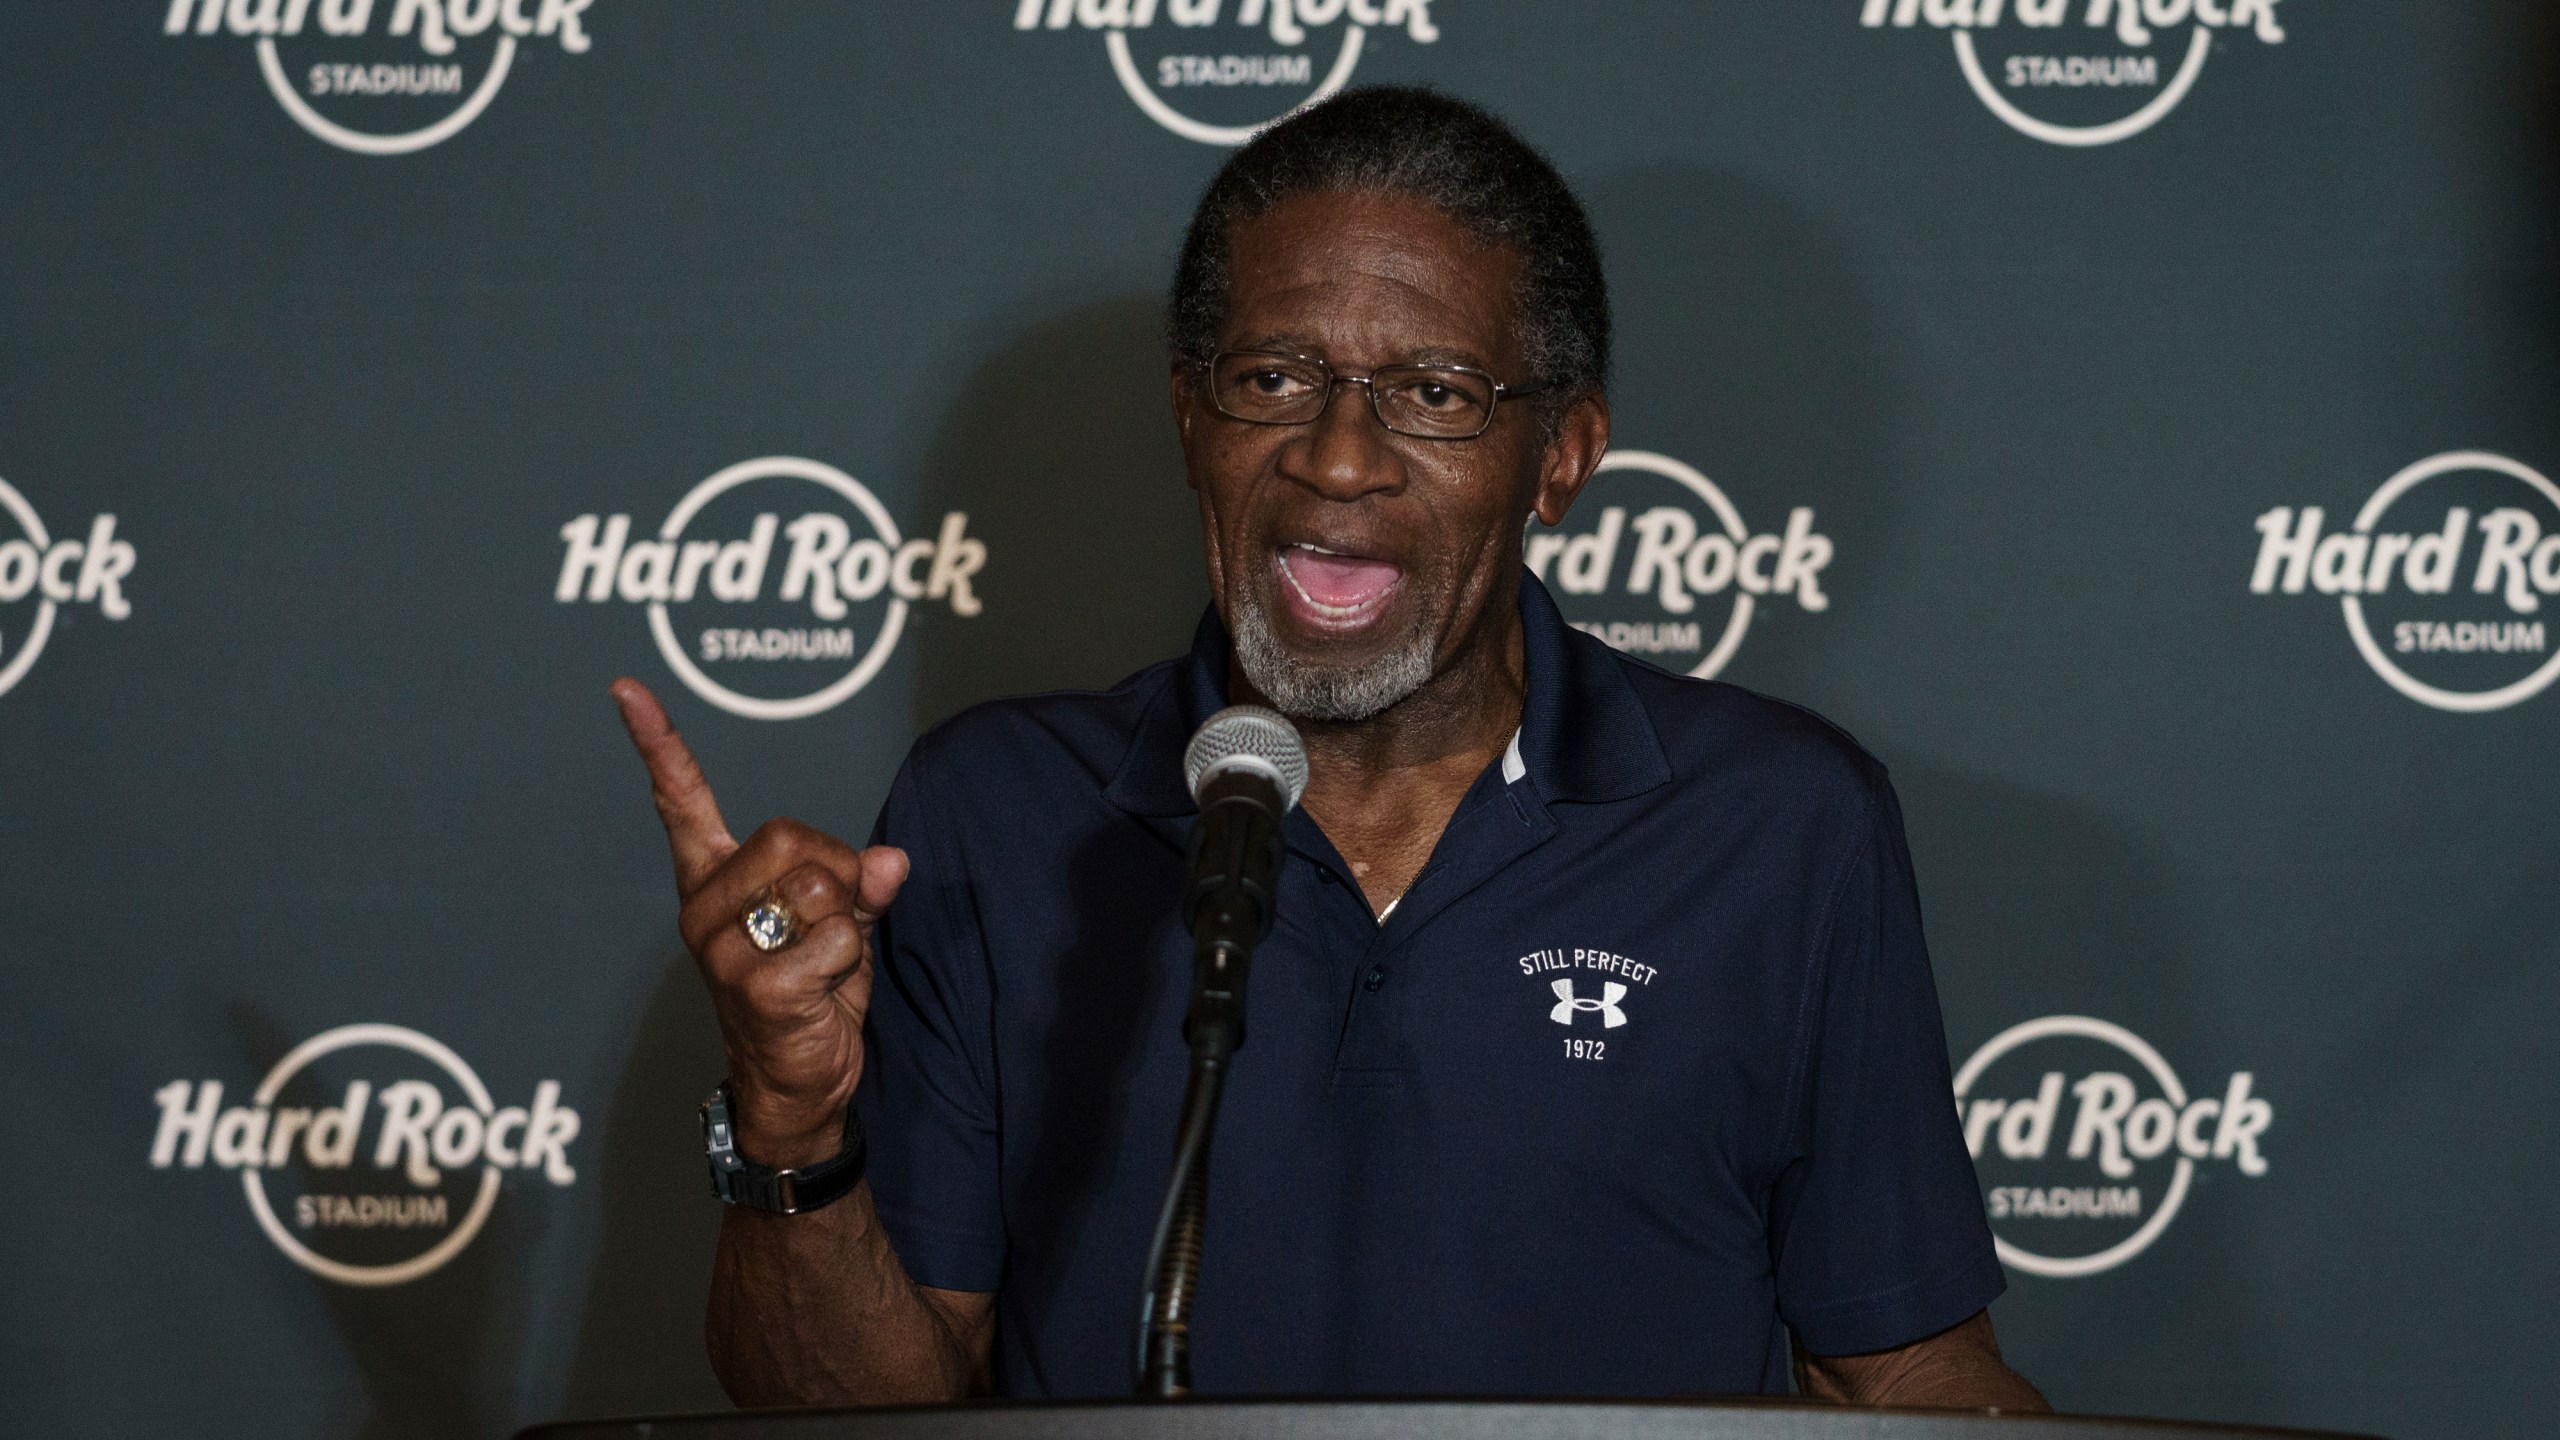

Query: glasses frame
1199 348 1548 441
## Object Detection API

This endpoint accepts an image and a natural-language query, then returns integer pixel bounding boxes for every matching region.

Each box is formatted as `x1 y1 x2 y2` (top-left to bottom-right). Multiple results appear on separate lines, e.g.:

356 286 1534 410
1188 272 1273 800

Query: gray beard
1229 586 1436 723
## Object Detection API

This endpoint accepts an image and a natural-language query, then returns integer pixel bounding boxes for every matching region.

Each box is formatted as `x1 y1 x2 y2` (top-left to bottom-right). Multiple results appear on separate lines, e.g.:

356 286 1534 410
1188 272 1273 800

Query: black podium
518 1399 2379 1440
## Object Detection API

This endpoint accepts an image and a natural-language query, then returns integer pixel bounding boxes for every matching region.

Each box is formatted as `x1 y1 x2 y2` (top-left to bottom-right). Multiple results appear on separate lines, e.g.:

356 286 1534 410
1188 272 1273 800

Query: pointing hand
611 677 908 1167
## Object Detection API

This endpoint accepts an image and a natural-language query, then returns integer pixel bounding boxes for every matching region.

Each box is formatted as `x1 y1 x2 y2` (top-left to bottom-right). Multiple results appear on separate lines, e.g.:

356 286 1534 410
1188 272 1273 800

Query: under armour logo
1550 979 1629 1029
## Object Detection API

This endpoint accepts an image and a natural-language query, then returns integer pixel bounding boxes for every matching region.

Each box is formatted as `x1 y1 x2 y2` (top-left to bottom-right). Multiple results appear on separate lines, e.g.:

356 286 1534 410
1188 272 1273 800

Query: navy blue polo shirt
858 573 2001 1397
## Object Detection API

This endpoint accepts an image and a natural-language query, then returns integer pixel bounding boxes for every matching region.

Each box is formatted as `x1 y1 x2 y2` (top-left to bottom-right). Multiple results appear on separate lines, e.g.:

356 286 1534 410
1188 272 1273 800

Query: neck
1295 616 1524 785
1226 574 1527 915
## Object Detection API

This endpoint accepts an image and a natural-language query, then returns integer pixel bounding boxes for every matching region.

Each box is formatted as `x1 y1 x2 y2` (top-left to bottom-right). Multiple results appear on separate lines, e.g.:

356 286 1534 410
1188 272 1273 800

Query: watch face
703 1100 735 1159
698 1088 863 1212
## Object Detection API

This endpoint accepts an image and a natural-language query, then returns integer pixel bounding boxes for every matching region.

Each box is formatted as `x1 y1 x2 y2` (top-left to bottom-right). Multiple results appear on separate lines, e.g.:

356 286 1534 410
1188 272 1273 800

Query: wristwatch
700 1082 867 1215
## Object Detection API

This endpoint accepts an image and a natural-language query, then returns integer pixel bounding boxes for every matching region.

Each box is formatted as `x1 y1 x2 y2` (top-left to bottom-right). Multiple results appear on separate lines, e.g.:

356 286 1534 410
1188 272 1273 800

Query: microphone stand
1135 770 1275 1399
1134 1014 1233 1398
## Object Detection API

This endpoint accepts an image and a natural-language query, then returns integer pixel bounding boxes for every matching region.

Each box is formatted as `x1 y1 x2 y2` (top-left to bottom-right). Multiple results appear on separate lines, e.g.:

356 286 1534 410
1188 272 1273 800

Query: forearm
1807 1347 2049 1411
1797 1311 2050 1413
707 1181 988 1407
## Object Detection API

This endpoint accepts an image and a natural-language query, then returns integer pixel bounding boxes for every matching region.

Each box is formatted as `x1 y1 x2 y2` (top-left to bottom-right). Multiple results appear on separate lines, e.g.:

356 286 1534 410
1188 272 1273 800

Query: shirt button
1318 869 1339 885
1363 968 1386 992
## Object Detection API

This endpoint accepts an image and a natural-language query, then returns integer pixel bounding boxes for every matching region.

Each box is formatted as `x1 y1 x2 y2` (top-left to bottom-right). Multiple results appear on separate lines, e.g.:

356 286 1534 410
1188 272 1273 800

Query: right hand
611 677 911 1168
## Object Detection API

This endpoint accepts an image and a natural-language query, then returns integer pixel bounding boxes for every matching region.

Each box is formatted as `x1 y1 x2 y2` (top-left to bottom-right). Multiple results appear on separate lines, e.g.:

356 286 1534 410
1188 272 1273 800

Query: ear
1531 392 1611 527
1170 365 1204 493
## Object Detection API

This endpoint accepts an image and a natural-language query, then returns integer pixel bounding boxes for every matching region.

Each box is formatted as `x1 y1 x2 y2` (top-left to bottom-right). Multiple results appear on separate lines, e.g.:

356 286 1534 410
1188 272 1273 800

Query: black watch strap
700 1082 867 1215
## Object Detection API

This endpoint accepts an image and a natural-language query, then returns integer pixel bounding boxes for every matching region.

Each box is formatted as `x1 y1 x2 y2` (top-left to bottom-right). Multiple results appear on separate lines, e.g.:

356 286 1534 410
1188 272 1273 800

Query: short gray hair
1168 86 1611 434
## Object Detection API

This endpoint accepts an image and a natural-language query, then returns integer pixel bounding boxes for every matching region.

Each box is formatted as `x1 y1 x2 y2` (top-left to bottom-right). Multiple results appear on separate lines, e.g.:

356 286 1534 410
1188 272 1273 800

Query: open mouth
1276 542 1402 626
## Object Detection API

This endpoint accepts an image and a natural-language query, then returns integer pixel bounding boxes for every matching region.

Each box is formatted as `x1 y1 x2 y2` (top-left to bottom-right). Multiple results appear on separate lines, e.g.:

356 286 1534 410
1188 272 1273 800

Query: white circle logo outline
1951 26 2211 147
647 456 909 722
1951 1014 2195 1279
2339 450 2560 714
1103 25 1365 145
0 475 59 699
1587 450 1756 680
242 1023 503 1288
253 34 516 155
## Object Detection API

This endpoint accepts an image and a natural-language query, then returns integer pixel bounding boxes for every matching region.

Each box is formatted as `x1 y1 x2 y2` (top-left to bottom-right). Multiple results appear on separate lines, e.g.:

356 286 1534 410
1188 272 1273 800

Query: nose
1277 377 1404 504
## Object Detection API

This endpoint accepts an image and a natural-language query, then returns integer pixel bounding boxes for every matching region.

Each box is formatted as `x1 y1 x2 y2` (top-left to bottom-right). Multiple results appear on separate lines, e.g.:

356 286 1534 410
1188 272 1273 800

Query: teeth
1278 547 1390 620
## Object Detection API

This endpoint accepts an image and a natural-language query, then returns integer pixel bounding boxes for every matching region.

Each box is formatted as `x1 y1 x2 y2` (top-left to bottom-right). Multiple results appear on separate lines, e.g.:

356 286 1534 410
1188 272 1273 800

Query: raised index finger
610 677 739 895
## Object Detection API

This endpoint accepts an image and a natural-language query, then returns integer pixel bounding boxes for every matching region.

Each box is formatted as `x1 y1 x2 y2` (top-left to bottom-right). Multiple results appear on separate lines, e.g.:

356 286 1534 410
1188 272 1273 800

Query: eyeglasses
1200 348 1546 441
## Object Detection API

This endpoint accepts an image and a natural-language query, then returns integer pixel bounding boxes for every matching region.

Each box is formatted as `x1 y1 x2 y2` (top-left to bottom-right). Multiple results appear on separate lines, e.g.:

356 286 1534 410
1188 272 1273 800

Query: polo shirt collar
1101 570 1671 818
1102 608 1234 818
1511 570 1674 805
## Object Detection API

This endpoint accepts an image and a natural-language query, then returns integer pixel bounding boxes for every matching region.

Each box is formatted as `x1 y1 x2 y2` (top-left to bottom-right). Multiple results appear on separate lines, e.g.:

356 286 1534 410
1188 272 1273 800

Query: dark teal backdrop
3 3 2554 1437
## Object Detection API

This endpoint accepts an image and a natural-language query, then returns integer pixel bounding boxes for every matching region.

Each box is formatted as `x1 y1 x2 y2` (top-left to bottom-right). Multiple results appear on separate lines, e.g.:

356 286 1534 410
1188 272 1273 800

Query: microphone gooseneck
1136 706 1307 1399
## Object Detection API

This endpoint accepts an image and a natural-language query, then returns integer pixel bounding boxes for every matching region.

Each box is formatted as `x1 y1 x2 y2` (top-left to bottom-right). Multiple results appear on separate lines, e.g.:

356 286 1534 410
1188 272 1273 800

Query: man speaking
610 88 2044 1411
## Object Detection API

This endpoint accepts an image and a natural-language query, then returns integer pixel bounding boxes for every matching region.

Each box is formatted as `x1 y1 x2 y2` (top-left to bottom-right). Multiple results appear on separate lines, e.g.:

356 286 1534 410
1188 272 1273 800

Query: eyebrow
1231 333 1494 370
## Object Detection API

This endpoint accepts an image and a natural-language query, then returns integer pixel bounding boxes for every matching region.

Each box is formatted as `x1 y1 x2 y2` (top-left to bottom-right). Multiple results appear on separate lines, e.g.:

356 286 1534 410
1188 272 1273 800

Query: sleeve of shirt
856 746 1007 1293
1769 771 2004 1357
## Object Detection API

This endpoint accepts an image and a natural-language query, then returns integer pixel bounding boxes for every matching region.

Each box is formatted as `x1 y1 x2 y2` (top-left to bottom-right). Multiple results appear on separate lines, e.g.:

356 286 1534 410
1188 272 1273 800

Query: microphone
1138 705 1308 1397
1177 705 1309 1059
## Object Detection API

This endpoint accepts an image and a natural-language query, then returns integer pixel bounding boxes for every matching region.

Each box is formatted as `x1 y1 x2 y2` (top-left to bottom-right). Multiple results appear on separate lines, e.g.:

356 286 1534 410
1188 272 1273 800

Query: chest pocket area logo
1549 979 1629 1029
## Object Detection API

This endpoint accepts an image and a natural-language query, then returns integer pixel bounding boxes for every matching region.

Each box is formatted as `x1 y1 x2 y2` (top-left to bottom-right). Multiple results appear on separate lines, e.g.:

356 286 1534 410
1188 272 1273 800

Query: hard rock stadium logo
1955 1015 2270 1278
1860 0 2288 147
2250 451 2560 713
556 456 987 721
1528 450 1833 680
1010 0 1442 146
0 473 136 701
161 0 596 155
150 1024 580 1286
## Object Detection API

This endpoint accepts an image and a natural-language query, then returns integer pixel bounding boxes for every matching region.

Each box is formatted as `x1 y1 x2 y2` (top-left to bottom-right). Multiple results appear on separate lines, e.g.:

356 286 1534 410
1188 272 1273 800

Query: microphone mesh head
1183 705 1310 811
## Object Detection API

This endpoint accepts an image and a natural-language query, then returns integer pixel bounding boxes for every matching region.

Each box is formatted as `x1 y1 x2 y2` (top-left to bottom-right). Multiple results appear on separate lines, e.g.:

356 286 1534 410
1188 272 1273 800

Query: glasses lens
1372 366 1496 438
1212 352 1330 423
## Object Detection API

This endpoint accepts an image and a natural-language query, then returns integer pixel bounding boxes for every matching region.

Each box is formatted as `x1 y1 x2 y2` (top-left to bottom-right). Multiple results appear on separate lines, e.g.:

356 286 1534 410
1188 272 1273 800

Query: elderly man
612 86 2044 1411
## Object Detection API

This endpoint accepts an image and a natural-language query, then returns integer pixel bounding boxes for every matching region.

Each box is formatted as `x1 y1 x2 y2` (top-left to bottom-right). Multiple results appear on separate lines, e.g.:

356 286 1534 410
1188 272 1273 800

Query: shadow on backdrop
1882 763 2285 1423
235 1004 528 1440
2529 0 2560 190
2526 0 2560 353
558 950 728 1421
1580 164 2268 1418
910 294 1206 733
551 293 1205 1429
1576 162 1901 714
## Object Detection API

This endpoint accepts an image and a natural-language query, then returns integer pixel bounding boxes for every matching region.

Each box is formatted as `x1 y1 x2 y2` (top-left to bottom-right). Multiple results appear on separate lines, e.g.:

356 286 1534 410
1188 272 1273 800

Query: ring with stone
740 885 805 953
